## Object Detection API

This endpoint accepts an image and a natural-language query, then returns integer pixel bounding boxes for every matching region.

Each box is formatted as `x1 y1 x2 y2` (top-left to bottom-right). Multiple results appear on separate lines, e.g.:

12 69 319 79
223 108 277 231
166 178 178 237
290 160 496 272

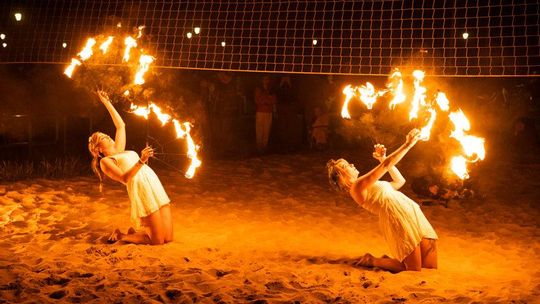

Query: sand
1 152 539 303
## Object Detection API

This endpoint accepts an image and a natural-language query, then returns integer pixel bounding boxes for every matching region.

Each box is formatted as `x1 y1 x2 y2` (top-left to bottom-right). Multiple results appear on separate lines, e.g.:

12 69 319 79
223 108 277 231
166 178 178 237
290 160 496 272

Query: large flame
130 103 201 178
409 70 426 120
99 36 114 54
451 156 469 179
358 82 378 110
63 58 81 78
387 70 406 109
341 85 355 119
123 36 137 62
419 108 437 141
173 120 202 179
78 38 96 61
435 92 450 112
449 109 486 178
134 54 154 85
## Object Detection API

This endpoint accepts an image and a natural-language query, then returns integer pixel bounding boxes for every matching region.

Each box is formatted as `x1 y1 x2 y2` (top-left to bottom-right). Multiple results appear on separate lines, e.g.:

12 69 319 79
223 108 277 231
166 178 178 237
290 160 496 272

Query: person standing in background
254 75 277 154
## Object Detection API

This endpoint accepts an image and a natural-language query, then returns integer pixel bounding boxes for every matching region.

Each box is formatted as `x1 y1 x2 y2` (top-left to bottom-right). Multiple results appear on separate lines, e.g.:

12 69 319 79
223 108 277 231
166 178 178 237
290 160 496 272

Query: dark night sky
0 0 538 76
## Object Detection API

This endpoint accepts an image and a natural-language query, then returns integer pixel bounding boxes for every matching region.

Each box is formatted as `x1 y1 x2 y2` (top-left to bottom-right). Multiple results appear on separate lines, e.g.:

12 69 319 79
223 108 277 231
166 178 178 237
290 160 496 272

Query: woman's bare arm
350 129 420 201
100 147 154 184
97 91 126 152
372 144 406 190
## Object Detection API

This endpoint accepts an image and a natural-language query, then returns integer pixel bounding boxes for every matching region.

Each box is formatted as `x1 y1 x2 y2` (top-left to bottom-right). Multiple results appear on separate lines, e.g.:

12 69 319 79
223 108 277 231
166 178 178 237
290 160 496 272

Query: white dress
362 181 438 261
107 151 170 228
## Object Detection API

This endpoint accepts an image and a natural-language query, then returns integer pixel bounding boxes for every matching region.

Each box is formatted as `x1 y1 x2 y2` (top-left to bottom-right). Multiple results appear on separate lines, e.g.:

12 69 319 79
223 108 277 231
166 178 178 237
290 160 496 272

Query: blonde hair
326 158 353 194
88 132 109 191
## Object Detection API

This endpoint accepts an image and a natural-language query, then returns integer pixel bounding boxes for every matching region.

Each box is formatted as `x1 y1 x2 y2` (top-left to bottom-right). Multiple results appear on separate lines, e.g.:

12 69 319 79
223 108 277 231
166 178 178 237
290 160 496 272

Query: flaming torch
99 36 114 54
341 85 355 119
387 70 406 110
449 109 486 178
134 54 154 85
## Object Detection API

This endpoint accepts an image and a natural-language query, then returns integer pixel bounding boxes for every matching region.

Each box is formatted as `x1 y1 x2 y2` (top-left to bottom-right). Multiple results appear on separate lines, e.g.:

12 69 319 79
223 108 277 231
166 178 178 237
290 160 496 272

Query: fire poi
63 29 201 178
340 69 485 180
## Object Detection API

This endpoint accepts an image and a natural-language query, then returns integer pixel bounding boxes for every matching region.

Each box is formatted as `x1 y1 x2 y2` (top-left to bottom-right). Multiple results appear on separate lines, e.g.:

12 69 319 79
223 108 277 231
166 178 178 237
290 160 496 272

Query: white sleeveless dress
362 181 438 261
107 151 170 228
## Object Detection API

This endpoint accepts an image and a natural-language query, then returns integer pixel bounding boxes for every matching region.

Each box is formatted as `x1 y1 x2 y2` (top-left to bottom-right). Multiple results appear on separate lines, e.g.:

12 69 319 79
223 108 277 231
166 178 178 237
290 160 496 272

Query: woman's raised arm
351 129 420 200
97 90 126 152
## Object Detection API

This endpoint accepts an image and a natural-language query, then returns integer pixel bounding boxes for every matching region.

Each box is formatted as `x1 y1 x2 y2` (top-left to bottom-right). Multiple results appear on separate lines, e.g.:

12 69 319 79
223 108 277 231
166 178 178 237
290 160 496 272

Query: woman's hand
140 146 154 163
405 128 421 147
372 144 386 162
97 90 111 104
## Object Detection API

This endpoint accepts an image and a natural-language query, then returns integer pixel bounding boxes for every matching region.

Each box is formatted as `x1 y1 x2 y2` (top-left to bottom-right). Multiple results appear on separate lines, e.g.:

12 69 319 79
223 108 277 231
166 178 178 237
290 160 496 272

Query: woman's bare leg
159 205 173 243
356 246 422 273
109 211 166 245
402 246 422 271
420 238 438 269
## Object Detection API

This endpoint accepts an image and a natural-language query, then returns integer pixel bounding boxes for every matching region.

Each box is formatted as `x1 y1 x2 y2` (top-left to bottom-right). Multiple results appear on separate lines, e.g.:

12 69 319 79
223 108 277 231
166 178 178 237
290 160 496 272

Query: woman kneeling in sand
327 129 438 272
88 90 173 245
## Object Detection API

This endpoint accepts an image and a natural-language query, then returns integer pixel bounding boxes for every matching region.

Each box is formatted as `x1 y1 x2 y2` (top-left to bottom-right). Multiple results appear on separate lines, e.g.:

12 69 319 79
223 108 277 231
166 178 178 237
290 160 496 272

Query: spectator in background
310 106 330 150
255 75 277 154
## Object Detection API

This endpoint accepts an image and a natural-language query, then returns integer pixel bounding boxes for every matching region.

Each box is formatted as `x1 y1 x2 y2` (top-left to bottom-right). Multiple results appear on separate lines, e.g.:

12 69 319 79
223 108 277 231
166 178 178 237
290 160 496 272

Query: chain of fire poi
63 30 201 178
340 69 485 180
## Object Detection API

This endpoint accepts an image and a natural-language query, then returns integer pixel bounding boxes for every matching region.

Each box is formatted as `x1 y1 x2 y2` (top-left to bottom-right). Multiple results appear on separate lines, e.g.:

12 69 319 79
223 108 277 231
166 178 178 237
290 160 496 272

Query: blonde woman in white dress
327 129 438 272
88 91 173 245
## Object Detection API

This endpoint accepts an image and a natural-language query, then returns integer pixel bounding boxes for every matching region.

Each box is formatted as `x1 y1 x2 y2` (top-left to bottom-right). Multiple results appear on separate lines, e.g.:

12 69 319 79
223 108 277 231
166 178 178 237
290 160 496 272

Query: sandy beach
1 151 539 303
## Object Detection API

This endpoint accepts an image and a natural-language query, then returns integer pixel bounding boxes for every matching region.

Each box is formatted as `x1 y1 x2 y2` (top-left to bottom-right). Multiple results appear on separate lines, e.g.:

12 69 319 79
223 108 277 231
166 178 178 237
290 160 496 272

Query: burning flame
449 109 486 178
137 26 145 39
419 108 437 141
409 70 426 120
435 92 450 112
77 38 96 61
387 70 406 109
123 90 130 96
123 36 137 62
451 156 469 179
173 120 202 179
130 103 201 178
99 36 114 54
341 85 355 119
358 82 378 110
64 58 81 78
134 54 154 85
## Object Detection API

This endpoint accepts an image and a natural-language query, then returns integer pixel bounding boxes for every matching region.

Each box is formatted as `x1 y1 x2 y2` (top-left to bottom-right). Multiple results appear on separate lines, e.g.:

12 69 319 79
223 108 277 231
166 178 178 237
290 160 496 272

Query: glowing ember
436 92 450 112
123 90 130 96
99 36 114 54
451 156 469 179
134 54 154 85
419 108 437 141
64 58 82 78
123 36 137 62
387 70 406 110
78 38 96 61
341 85 355 119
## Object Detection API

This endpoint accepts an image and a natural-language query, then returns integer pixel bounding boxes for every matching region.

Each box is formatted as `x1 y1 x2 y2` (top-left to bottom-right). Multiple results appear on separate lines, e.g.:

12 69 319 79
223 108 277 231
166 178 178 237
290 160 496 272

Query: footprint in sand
49 289 67 299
